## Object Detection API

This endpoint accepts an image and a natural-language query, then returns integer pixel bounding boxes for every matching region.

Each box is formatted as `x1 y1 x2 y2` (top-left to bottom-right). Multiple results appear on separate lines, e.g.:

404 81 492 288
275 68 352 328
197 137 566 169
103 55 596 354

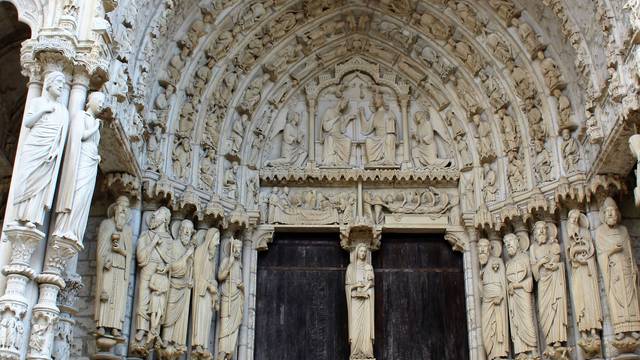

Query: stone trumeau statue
132 207 173 357
595 197 640 353
11 71 69 227
345 243 375 360
566 209 602 357
53 92 105 243
503 232 538 358
191 227 220 359
478 238 509 360
94 196 133 338
217 237 244 360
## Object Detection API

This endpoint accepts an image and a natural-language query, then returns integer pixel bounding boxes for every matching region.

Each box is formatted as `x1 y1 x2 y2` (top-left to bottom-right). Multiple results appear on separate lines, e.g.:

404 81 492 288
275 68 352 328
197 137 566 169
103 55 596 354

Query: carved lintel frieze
340 218 382 251
102 172 141 200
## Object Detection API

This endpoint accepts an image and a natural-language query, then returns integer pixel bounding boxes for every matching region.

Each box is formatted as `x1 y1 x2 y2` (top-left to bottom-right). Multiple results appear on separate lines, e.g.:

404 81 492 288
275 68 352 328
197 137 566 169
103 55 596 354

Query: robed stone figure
53 92 105 242
191 228 220 358
217 238 244 360
530 221 567 350
359 92 397 167
159 220 195 358
504 233 538 357
478 238 509 360
412 111 451 168
346 243 375 360
567 209 602 354
12 71 69 227
322 98 355 167
595 197 640 339
133 207 173 355
95 196 132 337
266 111 307 168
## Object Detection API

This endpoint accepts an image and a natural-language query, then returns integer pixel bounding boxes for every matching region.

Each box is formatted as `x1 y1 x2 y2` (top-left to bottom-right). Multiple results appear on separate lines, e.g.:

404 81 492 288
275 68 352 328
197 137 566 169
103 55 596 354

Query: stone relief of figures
530 221 568 357
158 220 196 359
52 92 105 243
512 18 545 59
497 108 519 154
346 243 375 360
507 151 526 193
539 55 565 93
321 98 356 167
473 114 496 163
447 38 484 75
478 238 509 360
364 188 455 225
566 210 602 357
445 111 473 170
217 237 244 360
486 32 515 70
265 110 308 168
246 173 259 209
266 187 355 225
172 136 192 181
132 207 173 357
0 306 24 354
482 163 498 203
453 1 487 35
503 233 538 358
191 228 220 359
95 196 133 339
595 197 640 353
560 128 579 173
223 162 239 200
359 91 398 167
199 146 216 190
412 11 452 41
532 139 554 183
412 111 452 168
11 71 69 228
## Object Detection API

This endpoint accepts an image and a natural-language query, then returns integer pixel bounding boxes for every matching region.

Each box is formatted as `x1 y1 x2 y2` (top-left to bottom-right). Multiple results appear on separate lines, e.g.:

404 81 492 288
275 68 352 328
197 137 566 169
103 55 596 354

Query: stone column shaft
307 99 316 165
400 96 410 167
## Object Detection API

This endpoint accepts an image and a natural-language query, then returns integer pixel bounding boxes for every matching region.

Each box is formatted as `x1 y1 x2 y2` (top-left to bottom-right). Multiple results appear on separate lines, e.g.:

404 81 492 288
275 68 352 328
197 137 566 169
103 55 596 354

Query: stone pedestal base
92 333 125 360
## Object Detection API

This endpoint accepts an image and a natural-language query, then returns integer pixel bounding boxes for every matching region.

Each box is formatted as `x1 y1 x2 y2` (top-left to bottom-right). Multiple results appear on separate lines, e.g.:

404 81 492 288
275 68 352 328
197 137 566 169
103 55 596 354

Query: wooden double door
254 232 469 360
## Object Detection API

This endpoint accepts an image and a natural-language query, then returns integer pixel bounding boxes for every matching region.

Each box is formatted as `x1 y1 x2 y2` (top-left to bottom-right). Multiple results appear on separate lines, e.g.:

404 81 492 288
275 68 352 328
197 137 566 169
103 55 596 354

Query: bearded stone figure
95 196 132 338
566 209 602 357
346 243 375 360
359 92 397 167
132 207 173 356
217 238 244 360
53 92 105 243
503 233 538 359
12 71 69 227
595 197 640 352
321 98 355 167
478 238 509 360
191 228 220 359
530 221 568 355
158 220 196 359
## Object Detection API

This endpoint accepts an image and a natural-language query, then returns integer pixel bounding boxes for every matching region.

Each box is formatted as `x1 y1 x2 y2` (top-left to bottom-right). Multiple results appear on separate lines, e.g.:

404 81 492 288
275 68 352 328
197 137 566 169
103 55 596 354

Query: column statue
595 197 640 352
52 92 105 242
478 238 509 359
530 221 568 356
412 111 451 168
359 92 397 167
265 110 307 168
566 209 602 357
191 228 220 359
217 237 244 360
94 196 132 338
321 98 355 167
346 243 375 360
131 207 173 356
158 220 196 359
12 71 69 227
503 233 538 358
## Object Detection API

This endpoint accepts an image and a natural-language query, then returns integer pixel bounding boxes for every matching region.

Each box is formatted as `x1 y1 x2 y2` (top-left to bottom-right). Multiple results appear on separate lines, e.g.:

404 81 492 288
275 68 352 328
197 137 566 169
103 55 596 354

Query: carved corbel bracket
175 185 203 216
227 204 250 231
340 218 382 251
253 225 275 251
103 172 141 200
199 194 227 227
142 172 175 206
444 227 468 253
554 176 588 207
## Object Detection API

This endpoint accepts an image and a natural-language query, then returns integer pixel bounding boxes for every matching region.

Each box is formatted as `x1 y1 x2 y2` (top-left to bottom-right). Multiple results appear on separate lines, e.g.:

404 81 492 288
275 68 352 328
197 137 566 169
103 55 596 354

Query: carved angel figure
346 243 375 360
412 111 451 168
530 221 568 351
478 238 509 360
566 210 602 341
52 92 105 243
266 111 307 168
217 238 244 360
473 115 495 162
12 71 69 227
95 196 132 338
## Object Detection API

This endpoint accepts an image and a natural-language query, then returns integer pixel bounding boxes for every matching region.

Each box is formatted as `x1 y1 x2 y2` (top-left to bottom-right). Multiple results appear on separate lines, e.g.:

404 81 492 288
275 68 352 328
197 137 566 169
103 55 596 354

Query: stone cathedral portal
1 1 640 360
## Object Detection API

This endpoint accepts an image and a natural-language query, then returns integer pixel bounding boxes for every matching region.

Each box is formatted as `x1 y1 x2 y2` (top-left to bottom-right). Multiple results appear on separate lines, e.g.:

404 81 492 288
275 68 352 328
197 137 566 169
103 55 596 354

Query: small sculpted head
478 238 490 266
534 221 547 244
602 197 620 227
113 196 130 228
179 220 194 245
504 233 518 257
356 243 368 261
44 71 66 99
232 238 242 259
87 92 106 114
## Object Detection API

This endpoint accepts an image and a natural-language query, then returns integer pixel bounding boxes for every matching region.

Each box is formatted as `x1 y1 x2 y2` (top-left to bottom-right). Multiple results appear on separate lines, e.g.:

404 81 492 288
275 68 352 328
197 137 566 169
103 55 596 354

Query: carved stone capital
103 172 141 199
340 218 382 251
56 273 83 314
3 224 44 273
